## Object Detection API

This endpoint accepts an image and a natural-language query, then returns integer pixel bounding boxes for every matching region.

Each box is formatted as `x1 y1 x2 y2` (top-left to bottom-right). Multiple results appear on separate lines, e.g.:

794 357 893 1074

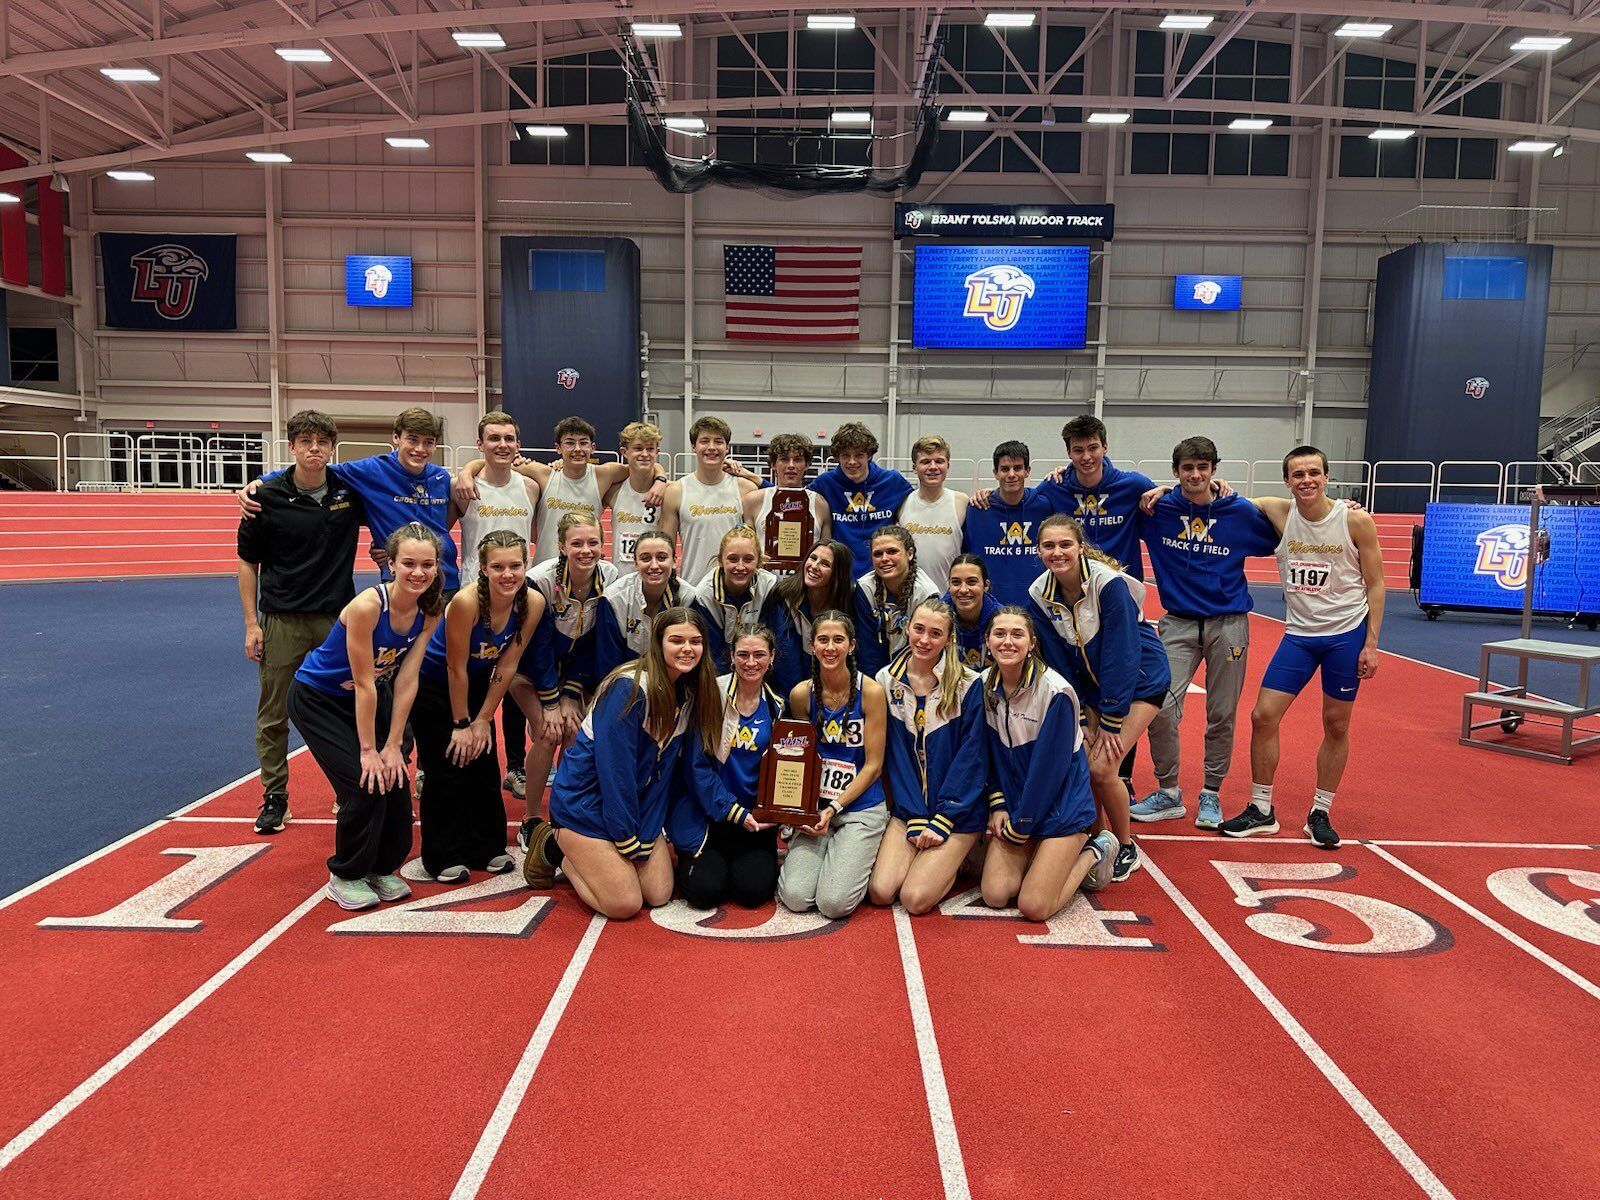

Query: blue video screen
1419 502 1600 613
913 244 1089 349
1173 273 1242 311
345 255 413 307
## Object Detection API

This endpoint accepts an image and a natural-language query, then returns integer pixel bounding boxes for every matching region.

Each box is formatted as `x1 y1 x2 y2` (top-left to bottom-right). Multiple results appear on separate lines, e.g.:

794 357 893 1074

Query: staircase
1539 395 1600 470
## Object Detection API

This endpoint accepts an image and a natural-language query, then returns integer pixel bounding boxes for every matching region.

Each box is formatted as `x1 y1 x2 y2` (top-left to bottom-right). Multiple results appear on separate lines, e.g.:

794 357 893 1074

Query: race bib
818 757 857 803
1285 559 1332 594
616 532 638 561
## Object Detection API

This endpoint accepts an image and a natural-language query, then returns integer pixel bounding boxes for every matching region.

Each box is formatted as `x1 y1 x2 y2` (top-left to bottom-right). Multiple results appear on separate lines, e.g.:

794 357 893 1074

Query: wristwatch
453 717 472 730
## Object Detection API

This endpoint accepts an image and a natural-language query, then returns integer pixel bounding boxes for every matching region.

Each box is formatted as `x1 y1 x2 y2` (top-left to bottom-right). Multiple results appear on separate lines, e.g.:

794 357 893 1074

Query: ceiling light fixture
1509 36 1571 52
107 170 155 181
246 151 293 163
276 48 332 62
451 31 506 49
385 136 430 148
1508 139 1557 152
631 22 683 38
984 13 1037 28
1087 111 1132 124
523 125 569 137
100 67 160 82
1335 23 1393 38
1367 128 1415 140
830 112 872 125
807 15 856 30
0 192 19 204
1160 16 1214 31
946 110 990 123
1229 117 1273 130
663 117 707 132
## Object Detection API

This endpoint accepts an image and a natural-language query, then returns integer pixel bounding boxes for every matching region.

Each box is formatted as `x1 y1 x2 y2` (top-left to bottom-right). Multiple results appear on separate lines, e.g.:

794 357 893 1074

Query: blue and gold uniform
595 571 702 679
853 568 942 678
876 652 987 841
760 591 820 697
945 591 1002 672
980 660 1096 843
810 671 887 816
691 567 779 673
295 583 426 694
527 557 617 704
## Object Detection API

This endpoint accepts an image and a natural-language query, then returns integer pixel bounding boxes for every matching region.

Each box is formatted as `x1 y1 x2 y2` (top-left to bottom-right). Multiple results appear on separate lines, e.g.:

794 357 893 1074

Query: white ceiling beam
1168 11 1254 102
1425 47 1528 112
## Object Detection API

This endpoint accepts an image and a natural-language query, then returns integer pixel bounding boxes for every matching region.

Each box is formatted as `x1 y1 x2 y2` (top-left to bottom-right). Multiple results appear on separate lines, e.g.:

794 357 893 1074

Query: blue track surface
1 574 1593 898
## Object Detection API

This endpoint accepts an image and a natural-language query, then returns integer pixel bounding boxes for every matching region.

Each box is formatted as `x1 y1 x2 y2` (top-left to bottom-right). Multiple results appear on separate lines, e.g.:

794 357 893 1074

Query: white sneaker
1081 830 1119 893
326 873 379 911
485 854 515 874
365 873 412 902
435 865 469 884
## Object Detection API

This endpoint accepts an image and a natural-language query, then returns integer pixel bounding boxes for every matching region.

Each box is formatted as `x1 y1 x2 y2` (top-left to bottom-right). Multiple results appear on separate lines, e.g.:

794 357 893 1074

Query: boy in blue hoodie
1034 414 1155 580
807 422 912 580
1132 436 1281 830
960 439 1056 606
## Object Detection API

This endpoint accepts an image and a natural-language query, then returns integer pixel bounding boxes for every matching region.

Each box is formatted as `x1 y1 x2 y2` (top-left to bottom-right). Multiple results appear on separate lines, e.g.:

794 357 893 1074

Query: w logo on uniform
1473 523 1530 590
1075 494 1109 518
1177 516 1218 542
1002 521 1034 546
846 491 875 513
129 244 209 320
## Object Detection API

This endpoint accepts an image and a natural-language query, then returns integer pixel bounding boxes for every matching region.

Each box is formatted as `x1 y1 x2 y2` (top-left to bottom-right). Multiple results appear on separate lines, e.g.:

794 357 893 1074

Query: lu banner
99 233 238 331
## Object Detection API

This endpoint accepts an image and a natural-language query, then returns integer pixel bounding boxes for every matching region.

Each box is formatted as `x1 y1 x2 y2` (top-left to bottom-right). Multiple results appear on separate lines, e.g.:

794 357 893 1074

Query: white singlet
897 489 962 589
535 465 603 566
1276 499 1368 637
609 477 662 573
678 472 746 583
457 473 535 587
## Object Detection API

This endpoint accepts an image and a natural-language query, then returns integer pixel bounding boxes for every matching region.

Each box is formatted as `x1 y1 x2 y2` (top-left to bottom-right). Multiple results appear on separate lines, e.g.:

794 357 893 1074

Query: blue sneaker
1196 790 1223 830
1130 789 1185 822
1082 830 1119 893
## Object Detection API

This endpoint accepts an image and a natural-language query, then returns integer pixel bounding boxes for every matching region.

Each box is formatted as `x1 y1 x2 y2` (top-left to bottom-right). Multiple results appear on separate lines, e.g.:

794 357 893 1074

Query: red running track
1 615 1596 1198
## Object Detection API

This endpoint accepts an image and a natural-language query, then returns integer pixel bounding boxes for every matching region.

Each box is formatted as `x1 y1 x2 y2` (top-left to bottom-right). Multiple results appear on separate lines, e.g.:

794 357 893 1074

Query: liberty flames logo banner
1473 523 1530 590
100 233 237 331
963 265 1036 332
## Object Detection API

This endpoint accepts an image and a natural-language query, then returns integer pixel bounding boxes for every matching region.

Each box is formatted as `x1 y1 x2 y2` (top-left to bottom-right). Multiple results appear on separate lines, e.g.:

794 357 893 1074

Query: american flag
723 243 861 342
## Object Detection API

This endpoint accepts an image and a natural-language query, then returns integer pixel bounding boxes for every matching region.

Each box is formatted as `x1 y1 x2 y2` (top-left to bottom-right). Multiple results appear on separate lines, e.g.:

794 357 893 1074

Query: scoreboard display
912 244 1090 350
1419 502 1600 615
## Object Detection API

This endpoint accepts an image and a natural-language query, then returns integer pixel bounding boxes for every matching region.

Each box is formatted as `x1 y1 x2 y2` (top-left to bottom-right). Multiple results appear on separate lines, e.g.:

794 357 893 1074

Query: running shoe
1112 839 1141 882
413 769 425 801
485 854 515 874
366 873 412 902
1304 808 1341 849
1130 789 1185 823
254 794 290 835
504 768 526 800
517 817 541 852
325 874 379 911
1218 806 1279 838
1195 790 1223 830
521 820 559 889
435 865 469 884
1082 830 1119 893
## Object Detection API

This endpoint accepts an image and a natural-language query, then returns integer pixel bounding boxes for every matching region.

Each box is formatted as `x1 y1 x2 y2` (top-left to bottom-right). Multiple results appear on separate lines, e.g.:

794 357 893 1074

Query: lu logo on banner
99 233 237 331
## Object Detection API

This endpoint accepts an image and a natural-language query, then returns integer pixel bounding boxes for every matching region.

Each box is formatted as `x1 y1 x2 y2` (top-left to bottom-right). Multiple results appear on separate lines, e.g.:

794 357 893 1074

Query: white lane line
0 751 306 913
0 887 325 1173
1362 843 1600 1001
1134 834 1599 850
448 913 607 1200
893 906 972 1200
1140 852 1456 1200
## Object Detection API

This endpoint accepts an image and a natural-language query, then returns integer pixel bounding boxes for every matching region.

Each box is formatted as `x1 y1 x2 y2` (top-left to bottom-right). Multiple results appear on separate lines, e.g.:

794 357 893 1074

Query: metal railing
0 430 62 490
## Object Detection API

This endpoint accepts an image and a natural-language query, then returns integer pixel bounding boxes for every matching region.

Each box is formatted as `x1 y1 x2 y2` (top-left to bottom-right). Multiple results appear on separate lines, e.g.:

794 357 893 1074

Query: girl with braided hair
596 530 703 678
691 524 779 672
760 539 854 695
776 611 888 920
867 598 989 915
854 524 941 676
413 530 546 882
517 508 618 850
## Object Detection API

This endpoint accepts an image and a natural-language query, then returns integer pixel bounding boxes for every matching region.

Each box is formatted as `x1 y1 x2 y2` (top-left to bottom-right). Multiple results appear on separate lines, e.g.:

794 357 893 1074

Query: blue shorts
1260 623 1367 702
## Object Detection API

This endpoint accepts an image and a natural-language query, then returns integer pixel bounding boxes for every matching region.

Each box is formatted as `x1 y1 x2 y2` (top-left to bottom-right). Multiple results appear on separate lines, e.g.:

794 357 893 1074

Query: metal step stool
1460 638 1600 765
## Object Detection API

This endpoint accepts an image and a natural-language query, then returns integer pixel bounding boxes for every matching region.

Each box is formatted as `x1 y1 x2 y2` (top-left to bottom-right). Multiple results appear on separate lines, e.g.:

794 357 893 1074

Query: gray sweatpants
1147 611 1252 793
777 803 890 920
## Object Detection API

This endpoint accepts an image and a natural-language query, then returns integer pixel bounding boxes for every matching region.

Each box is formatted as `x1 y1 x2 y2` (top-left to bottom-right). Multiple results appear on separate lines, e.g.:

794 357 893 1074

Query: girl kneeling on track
1025 514 1171 884
944 553 1001 672
760 538 854 696
776 611 889 920
520 607 735 920
516 508 618 850
596 530 701 679
413 530 545 883
979 606 1118 922
855 524 941 677
867 598 989 915
692 525 778 673
288 523 444 912
677 623 785 910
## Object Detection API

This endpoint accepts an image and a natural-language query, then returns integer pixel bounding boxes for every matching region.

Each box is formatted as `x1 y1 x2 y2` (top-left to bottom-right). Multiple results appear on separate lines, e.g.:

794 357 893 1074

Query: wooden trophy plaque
753 718 821 825
763 488 816 573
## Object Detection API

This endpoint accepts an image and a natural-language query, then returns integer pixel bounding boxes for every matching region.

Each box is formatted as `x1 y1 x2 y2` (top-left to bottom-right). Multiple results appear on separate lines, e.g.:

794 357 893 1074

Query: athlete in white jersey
456 413 538 587
662 416 756 583
896 436 968 590
1218 446 1385 849
535 463 603 567
731 432 833 577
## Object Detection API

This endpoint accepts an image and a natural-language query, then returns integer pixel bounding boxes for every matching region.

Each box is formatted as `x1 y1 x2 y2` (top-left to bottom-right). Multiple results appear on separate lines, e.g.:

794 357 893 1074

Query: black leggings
413 674 509 877
287 680 413 881
677 822 781 910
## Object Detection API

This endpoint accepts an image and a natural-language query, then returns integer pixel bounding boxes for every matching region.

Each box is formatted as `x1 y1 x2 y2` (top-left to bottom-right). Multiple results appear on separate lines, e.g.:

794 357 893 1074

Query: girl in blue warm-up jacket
867 598 988 916
1025 514 1171 884
979 606 1118 922
760 539 855 696
520 606 735 919
692 525 778 672
596 531 702 680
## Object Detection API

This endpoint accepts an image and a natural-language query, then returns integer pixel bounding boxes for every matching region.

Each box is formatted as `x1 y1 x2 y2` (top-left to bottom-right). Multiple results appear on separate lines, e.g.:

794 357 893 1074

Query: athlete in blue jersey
520 607 735 918
978 607 1118 921
596 530 702 679
776 611 889 920
960 440 1056 605
413 531 546 883
677 625 786 910
1033 415 1155 581
759 539 855 696
1027 514 1172 884
288 524 444 912
241 407 462 590
806 422 913 580
944 554 1001 672
867 599 989 915
690 525 778 672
